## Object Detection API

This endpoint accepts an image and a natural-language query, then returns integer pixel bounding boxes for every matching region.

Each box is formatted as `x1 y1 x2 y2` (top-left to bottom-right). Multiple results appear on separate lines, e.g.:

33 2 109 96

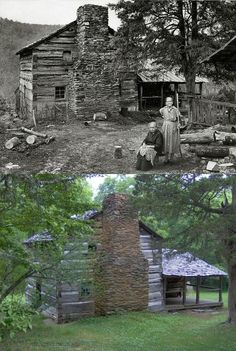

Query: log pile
181 124 236 172
4 126 55 152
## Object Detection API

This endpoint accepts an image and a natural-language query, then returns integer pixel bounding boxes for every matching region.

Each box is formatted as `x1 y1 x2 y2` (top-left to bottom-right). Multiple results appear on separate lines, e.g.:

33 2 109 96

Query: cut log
195 146 229 158
214 131 236 143
21 127 47 138
114 146 123 159
84 121 92 126
5 137 21 150
181 132 214 144
26 135 38 145
206 124 236 133
31 136 55 149
45 136 55 144
93 112 107 121
223 136 236 146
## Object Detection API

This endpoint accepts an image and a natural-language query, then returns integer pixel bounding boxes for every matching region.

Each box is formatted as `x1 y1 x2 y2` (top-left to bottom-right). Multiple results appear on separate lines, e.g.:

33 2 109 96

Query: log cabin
16 4 207 123
24 193 227 323
16 4 139 122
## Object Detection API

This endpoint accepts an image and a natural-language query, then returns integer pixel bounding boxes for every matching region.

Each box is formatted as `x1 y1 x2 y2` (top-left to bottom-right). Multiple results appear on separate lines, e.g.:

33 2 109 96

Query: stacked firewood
5 127 55 152
181 124 236 172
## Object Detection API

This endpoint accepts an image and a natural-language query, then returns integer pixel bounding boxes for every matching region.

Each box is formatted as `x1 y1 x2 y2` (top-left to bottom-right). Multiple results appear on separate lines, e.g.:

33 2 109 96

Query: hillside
0 18 61 100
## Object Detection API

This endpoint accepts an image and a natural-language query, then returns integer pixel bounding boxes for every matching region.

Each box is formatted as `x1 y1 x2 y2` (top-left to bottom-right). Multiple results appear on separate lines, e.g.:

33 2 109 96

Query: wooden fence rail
179 93 236 125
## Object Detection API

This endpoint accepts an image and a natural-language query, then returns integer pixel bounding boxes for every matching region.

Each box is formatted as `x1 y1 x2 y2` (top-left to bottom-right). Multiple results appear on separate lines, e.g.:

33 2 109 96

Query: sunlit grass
1 292 235 351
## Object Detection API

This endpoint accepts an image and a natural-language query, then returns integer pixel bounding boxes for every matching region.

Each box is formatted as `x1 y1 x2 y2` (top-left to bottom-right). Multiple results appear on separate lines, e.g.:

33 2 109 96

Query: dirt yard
0 119 203 174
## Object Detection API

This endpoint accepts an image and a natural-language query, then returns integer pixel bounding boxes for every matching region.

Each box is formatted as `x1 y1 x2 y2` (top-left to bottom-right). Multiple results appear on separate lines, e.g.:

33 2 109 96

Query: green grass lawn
2 292 236 351
188 289 228 306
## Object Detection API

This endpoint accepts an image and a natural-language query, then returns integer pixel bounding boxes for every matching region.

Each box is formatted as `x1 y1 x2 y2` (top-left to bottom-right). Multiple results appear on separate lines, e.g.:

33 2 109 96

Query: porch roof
138 61 207 84
162 249 227 277
138 70 207 84
202 35 236 70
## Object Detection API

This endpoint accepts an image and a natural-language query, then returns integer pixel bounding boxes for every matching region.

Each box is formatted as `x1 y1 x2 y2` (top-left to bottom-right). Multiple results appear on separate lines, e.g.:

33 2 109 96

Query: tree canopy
0 175 95 304
96 173 236 323
111 0 236 121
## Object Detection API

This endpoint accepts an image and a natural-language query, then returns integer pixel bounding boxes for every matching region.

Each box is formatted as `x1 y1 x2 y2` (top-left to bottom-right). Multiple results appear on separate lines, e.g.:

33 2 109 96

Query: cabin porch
163 275 224 311
165 297 223 311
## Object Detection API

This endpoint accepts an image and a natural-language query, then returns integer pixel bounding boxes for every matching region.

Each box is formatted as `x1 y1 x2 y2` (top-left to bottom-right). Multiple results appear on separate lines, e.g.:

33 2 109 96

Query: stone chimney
71 5 120 119
95 193 149 315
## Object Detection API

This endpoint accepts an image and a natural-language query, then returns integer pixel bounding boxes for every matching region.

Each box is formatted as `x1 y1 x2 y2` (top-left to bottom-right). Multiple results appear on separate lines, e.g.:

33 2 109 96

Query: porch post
161 84 164 107
182 277 186 305
219 276 223 303
163 276 167 306
174 83 178 107
199 82 203 97
140 85 143 110
196 276 200 304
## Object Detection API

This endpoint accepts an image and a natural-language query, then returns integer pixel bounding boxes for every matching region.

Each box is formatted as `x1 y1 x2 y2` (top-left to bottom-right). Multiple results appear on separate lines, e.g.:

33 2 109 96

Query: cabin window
88 243 97 252
55 86 66 100
63 50 72 62
80 282 92 298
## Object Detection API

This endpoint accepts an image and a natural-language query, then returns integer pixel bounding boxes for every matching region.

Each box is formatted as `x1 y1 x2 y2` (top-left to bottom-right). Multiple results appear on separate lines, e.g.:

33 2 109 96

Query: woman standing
160 97 181 164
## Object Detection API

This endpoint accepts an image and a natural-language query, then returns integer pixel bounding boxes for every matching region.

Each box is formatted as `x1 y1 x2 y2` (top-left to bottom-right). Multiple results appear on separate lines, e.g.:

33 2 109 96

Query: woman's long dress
160 106 180 155
136 130 163 171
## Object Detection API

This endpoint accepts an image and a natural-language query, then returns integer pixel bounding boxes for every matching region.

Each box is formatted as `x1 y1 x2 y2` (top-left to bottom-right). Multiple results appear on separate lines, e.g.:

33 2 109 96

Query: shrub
0 295 36 341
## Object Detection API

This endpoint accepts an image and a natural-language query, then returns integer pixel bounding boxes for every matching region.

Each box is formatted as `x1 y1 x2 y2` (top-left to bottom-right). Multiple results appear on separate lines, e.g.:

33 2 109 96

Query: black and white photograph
0 1 236 350
0 0 236 173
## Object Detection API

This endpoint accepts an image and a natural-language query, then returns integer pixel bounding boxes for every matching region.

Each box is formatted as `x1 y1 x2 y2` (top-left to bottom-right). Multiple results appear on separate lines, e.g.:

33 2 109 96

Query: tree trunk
191 1 198 40
228 262 236 324
185 71 197 124
227 181 236 324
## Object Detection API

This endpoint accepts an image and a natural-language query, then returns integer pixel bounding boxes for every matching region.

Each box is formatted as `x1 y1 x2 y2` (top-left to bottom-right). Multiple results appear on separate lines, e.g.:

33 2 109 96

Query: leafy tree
111 0 236 122
0 175 95 305
133 174 236 324
95 175 135 204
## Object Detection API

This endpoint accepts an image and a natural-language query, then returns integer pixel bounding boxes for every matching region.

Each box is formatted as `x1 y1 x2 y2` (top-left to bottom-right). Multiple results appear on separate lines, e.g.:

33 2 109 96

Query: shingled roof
138 60 208 83
23 231 53 245
162 249 227 277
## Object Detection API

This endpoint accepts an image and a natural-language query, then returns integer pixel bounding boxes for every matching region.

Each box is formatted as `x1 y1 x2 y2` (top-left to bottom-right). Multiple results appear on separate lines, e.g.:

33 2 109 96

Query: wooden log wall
57 240 96 323
25 276 57 309
119 71 139 111
30 22 77 121
19 54 33 119
139 228 164 312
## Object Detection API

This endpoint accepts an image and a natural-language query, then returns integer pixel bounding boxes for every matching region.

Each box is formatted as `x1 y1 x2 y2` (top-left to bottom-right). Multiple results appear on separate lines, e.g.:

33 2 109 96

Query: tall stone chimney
95 193 149 314
71 5 120 119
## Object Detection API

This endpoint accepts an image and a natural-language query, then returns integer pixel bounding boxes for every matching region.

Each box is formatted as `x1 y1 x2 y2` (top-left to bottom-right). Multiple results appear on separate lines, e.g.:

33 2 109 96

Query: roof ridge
16 21 77 55
16 20 115 55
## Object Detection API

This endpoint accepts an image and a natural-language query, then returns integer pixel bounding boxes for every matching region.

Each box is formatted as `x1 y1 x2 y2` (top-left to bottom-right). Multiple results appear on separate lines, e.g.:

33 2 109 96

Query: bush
0 295 36 341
